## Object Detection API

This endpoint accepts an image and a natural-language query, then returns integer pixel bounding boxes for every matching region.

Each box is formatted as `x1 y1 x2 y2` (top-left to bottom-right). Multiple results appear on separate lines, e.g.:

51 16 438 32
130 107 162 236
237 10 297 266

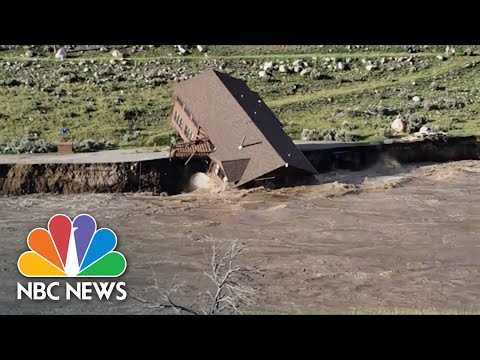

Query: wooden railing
169 138 215 159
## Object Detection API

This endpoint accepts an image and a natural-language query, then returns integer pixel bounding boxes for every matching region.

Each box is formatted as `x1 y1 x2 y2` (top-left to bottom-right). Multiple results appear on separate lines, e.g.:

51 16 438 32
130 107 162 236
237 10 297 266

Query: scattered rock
405 45 418 54
175 45 189 55
25 50 34 58
55 48 67 60
291 65 301 73
111 49 123 59
278 64 290 73
300 68 312 76
366 64 377 71
293 59 306 68
436 54 446 61
419 125 430 134
258 70 269 79
391 117 406 133
446 46 456 56
263 61 274 72
412 95 422 102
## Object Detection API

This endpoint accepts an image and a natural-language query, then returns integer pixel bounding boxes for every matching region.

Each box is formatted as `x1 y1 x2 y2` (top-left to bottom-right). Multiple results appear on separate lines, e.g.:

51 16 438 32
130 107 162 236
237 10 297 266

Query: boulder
419 125 431 134
293 65 303 73
300 68 312 76
278 64 290 73
111 49 123 59
55 48 67 60
263 61 274 72
175 45 188 55
391 117 406 133
258 70 269 79
293 59 305 67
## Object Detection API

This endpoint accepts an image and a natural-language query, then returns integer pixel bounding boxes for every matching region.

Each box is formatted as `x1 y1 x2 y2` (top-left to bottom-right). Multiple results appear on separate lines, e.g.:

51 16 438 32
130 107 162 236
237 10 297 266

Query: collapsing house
169 69 318 188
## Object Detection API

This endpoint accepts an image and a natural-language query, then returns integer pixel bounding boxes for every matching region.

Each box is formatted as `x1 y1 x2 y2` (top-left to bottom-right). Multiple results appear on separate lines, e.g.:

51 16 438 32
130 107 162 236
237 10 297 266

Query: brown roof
174 69 318 186
221 158 251 184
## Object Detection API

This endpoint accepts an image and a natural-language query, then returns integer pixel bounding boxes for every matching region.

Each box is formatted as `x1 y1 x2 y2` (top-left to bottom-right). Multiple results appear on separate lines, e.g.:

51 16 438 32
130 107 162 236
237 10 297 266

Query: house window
185 127 193 140
174 112 184 130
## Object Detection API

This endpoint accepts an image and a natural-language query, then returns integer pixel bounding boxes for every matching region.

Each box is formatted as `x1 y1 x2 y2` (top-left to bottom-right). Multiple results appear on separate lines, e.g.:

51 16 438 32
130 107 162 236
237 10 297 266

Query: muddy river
1 160 480 314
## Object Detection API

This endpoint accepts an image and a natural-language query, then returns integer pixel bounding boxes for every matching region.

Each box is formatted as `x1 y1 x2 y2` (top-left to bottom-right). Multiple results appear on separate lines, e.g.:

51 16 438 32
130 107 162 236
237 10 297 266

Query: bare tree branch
131 237 261 315
130 269 199 315
200 239 259 315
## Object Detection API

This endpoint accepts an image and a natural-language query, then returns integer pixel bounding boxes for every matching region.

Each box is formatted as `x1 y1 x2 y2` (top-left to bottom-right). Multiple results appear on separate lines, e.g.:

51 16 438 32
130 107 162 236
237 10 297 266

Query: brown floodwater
2 160 480 314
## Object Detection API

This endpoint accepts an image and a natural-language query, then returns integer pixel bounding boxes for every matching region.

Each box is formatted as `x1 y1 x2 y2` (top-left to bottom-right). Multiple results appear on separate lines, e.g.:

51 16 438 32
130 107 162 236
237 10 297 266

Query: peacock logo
18 214 127 278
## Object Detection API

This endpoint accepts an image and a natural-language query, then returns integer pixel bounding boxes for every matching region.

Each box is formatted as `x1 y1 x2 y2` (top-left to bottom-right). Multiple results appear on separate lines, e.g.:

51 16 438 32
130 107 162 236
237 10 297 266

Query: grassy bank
1 45 479 150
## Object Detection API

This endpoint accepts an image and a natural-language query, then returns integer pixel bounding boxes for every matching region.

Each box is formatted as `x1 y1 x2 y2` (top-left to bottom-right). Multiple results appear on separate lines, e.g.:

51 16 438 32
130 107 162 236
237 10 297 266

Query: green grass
1 47 479 149
270 57 480 140
0 81 174 146
268 57 471 108
249 307 480 315
351 308 480 315
0 51 442 62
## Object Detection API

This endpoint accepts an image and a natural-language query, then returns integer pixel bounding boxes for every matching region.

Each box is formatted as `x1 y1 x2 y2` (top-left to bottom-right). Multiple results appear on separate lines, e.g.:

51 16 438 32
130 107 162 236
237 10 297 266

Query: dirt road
2 160 480 314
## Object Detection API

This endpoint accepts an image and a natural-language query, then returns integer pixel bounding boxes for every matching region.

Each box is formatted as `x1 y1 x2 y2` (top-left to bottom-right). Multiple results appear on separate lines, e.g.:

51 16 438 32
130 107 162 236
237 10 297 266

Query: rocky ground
1 45 480 153
2 159 480 314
